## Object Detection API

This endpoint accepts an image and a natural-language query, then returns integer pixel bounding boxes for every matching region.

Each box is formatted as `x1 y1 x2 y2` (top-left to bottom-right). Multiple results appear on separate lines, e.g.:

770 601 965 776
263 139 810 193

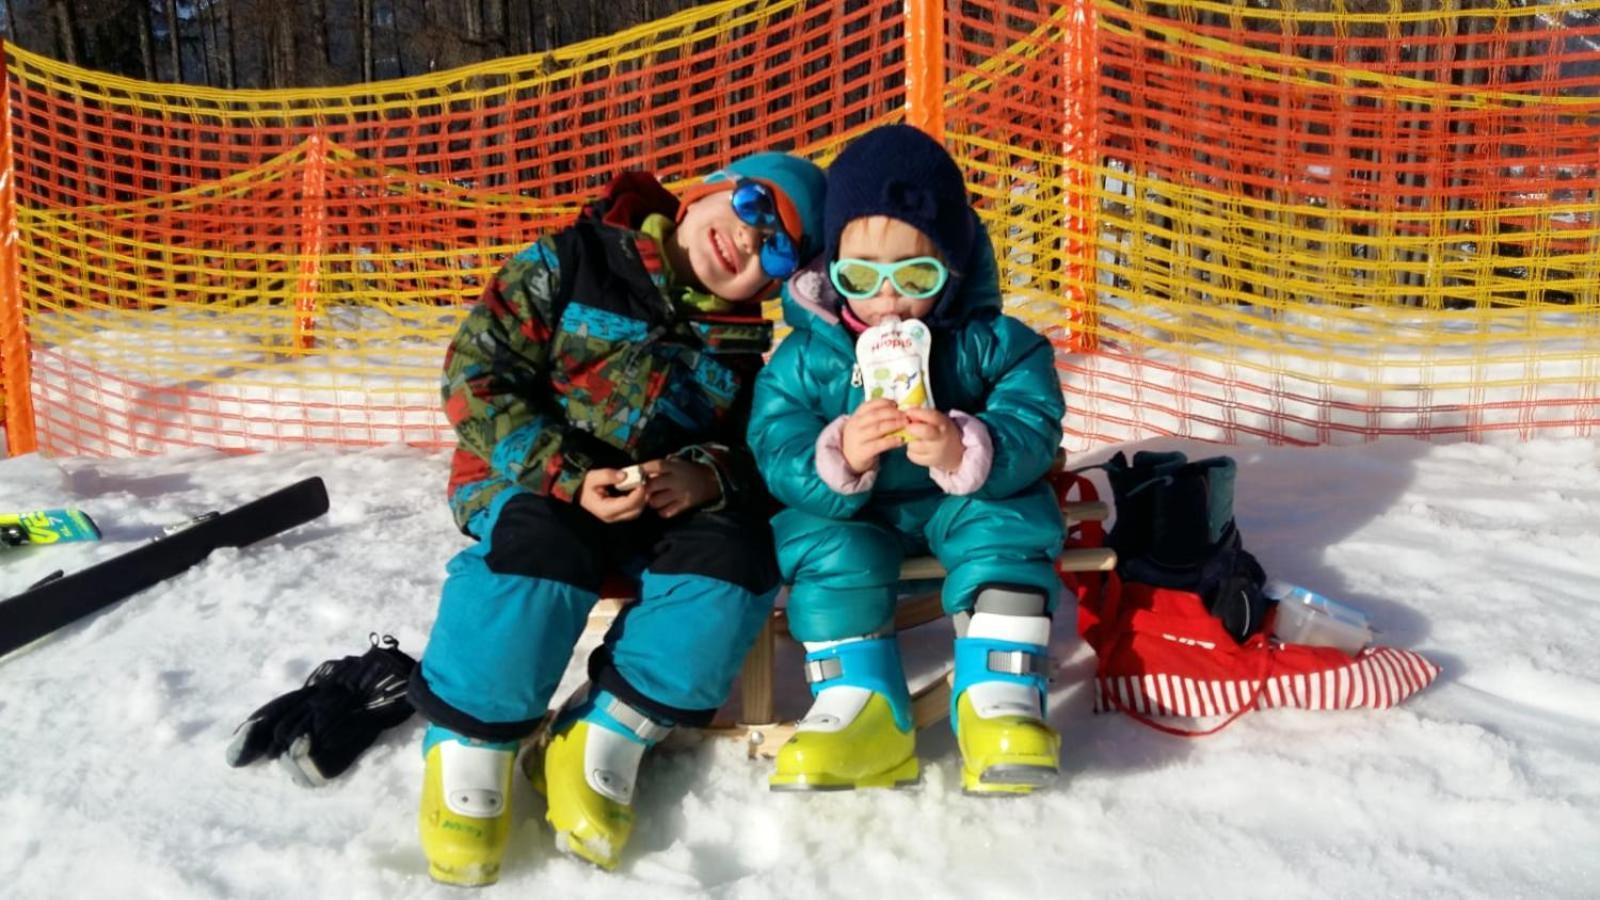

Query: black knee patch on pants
649 509 778 596
483 492 606 590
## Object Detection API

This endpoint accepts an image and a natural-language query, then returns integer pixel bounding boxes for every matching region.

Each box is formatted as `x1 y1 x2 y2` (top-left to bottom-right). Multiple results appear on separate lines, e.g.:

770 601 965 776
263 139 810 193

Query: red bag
1054 472 1440 737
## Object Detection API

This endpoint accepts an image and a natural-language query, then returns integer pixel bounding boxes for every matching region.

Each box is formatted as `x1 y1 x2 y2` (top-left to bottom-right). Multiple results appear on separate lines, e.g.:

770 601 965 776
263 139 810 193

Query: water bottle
1265 579 1373 656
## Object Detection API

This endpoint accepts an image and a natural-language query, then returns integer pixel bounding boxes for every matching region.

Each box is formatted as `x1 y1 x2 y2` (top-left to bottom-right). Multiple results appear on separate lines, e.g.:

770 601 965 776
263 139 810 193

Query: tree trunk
462 0 482 53
419 0 438 72
275 10 296 86
390 0 408 78
358 0 374 82
513 0 531 54
264 12 297 86
163 0 184 81
257 20 270 89
221 0 236 88
5 0 20 43
198 1 215 86
309 0 332 79
48 0 81 64
136 0 158 81
495 0 513 56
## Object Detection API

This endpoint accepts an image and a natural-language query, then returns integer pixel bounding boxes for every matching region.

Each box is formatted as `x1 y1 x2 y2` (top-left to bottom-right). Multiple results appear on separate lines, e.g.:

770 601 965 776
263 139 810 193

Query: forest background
1 0 711 88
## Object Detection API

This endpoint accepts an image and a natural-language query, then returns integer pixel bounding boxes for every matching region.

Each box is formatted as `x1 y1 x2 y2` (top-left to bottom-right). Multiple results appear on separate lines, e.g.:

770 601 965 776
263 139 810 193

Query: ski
1 509 102 547
0 477 330 658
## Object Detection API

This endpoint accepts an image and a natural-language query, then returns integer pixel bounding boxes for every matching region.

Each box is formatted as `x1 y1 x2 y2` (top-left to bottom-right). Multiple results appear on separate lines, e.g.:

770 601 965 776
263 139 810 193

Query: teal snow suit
746 226 1066 642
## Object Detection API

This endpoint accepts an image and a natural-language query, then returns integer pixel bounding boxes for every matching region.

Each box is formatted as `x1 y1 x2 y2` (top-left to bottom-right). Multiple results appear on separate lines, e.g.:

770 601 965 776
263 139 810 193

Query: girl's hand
639 458 721 518
578 468 651 522
841 398 908 474
903 407 965 472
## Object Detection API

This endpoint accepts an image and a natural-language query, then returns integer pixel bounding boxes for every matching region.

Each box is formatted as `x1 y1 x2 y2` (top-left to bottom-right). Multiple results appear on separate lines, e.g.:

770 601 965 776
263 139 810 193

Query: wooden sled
584 490 1114 760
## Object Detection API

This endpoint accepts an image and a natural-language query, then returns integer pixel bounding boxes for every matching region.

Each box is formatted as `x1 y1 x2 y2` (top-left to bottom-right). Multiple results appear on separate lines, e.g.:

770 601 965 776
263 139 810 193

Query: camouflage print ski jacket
442 172 774 535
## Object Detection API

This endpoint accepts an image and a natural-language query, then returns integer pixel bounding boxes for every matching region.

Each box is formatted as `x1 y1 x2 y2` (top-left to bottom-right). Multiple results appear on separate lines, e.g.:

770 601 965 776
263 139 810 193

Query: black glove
226 633 417 786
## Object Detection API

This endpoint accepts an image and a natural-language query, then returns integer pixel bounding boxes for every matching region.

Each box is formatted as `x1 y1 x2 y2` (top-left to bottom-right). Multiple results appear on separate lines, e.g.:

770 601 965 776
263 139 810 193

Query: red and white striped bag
1054 472 1440 737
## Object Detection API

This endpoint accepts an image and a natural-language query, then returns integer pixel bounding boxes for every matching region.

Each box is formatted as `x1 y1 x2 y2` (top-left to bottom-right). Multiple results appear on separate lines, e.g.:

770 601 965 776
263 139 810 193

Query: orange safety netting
1103 0 1594 445
946 0 1600 447
4 0 1600 458
0 0 908 454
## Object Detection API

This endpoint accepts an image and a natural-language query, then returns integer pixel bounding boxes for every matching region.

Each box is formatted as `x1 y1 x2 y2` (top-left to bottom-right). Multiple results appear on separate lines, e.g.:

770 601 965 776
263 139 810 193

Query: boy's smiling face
837 216 942 327
672 188 775 302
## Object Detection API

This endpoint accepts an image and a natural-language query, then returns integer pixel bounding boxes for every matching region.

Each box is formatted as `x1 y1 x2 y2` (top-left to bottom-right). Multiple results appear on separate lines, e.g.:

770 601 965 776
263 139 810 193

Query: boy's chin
717 291 770 306
691 271 770 304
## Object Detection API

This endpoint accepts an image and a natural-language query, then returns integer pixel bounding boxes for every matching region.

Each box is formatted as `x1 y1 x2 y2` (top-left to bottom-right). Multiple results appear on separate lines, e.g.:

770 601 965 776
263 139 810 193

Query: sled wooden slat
899 546 1114 582
587 546 1114 631
586 491 1115 758
587 499 1111 624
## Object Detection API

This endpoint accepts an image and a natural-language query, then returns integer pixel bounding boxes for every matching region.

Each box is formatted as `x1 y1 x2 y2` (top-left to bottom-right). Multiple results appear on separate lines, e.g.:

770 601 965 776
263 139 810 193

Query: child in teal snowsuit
747 125 1066 794
411 152 826 883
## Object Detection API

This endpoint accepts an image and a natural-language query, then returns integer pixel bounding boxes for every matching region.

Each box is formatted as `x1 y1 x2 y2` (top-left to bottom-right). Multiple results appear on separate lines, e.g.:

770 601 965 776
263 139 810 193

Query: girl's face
837 216 942 327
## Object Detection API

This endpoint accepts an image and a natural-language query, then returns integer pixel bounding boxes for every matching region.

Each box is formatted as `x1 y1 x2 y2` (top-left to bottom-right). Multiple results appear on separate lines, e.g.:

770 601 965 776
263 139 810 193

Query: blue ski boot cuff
422 723 519 757
562 690 672 748
950 636 1049 731
804 637 914 733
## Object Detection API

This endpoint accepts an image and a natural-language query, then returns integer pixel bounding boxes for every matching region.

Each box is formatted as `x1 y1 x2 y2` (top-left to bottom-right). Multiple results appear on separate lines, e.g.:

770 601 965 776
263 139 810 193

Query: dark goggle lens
833 260 884 296
830 258 948 299
891 261 945 297
759 231 798 279
732 180 798 279
730 181 781 231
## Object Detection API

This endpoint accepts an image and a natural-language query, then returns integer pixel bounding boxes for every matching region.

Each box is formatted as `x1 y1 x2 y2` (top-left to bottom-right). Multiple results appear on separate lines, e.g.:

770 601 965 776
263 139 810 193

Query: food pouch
856 316 933 438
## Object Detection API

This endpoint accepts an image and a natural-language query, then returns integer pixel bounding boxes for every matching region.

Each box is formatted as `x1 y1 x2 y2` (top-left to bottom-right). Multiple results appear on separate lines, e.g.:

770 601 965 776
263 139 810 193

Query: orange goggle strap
676 175 804 244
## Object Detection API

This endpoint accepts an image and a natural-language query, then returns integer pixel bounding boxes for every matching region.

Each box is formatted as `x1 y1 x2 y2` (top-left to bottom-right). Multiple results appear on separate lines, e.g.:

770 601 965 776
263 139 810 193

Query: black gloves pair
226 633 417 786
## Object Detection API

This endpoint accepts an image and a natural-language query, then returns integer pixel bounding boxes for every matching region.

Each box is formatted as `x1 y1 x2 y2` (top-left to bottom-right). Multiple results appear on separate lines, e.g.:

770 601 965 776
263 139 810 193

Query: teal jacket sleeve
748 331 874 520
970 316 1065 500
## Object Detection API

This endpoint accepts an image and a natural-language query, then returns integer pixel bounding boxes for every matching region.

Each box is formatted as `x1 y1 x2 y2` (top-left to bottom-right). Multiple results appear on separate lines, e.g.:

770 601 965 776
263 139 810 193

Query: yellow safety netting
3 0 1598 455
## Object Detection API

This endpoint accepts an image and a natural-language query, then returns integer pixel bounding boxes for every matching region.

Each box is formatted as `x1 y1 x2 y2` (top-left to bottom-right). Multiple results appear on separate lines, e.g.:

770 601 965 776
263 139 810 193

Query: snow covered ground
2 437 1598 898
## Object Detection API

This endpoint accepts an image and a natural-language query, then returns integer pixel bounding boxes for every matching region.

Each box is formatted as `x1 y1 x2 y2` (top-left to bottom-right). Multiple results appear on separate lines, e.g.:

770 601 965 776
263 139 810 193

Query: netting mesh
3 0 1599 456
1048 0 1600 445
0 0 908 454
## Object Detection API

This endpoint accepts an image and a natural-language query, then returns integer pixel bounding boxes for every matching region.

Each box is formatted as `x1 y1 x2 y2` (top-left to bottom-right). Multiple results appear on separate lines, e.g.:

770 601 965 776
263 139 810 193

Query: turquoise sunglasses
828 256 949 300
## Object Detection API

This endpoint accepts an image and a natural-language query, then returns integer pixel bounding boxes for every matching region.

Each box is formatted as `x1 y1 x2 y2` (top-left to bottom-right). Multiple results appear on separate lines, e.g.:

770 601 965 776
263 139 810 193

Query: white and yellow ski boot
418 724 518 885
537 689 668 871
952 588 1060 796
770 635 920 791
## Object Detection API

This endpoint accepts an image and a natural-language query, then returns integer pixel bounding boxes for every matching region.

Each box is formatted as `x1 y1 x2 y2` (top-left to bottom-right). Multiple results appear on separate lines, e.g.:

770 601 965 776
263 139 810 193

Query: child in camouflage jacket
410 153 825 883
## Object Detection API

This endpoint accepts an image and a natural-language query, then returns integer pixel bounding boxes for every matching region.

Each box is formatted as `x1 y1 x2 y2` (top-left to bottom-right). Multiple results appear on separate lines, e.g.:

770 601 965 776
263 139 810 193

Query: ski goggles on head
728 179 801 279
828 257 949 300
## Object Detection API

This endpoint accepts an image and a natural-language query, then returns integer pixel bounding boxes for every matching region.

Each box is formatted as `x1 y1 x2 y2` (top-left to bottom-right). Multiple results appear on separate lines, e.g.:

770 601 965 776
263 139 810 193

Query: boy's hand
578 468 651 523
903 408 965 472
639 458 721 518
842 398 908 475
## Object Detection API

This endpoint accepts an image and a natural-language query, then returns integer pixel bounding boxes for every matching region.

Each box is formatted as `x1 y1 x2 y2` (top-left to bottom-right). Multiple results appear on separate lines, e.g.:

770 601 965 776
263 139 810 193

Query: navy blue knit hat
824 124 977 324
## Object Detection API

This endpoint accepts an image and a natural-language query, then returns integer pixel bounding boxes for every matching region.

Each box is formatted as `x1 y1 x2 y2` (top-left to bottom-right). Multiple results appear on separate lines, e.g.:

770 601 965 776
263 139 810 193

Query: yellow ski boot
538 690 667 871
953 594 1060 796
769 635 919 791
955 690 1060 795
417 725 518 886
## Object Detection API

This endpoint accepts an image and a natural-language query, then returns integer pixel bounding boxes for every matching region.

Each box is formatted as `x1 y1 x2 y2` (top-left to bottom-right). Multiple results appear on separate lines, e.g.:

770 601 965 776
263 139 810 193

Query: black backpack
1100 450 1269 642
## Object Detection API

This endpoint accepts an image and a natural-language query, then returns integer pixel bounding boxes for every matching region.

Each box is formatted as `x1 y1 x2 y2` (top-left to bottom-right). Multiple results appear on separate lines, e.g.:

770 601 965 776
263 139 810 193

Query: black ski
0 477 330 658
